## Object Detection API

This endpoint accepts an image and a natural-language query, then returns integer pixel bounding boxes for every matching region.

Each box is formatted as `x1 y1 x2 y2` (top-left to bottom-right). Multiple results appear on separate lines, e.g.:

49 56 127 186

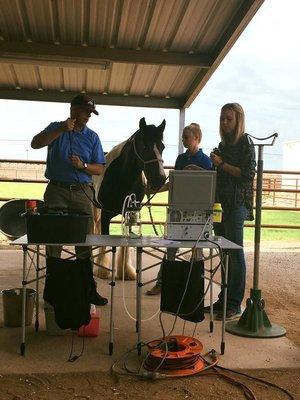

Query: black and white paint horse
93 117 166 279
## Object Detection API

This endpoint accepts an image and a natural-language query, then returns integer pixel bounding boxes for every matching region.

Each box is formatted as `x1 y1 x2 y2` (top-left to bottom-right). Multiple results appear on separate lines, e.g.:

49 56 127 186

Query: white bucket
44 302 66 336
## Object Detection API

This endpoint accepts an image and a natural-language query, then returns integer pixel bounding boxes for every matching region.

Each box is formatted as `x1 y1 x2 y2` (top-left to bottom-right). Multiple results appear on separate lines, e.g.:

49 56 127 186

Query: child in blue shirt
175 123 212 171
146 123 212 295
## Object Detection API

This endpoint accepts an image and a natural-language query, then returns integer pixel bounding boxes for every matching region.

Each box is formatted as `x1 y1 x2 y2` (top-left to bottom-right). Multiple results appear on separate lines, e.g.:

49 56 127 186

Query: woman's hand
210 152 242 177
210 152 223 167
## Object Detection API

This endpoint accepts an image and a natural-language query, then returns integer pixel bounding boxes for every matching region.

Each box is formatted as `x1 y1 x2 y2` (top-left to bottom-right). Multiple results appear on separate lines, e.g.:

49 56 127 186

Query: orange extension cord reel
144 335 205 377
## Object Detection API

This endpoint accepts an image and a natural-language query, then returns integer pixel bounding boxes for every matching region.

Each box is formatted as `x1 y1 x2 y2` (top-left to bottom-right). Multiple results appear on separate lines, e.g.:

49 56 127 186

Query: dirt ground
0 241 299 400
0 368 299 400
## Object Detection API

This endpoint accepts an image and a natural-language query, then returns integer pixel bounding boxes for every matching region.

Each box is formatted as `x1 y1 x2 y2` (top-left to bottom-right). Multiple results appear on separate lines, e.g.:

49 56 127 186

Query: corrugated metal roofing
0 0 264 109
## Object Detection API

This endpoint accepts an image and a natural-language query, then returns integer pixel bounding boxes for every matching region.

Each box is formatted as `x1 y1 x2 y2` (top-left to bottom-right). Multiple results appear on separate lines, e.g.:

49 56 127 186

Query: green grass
245 209 300 241
1 184 299 241
0 182 46 201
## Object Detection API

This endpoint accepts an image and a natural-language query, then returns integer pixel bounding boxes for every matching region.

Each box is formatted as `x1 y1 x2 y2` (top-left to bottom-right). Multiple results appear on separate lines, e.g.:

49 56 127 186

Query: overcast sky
0 0 299 170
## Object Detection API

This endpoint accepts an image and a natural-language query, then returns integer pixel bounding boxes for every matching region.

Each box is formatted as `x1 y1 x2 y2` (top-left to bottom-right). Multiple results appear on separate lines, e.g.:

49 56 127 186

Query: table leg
209 248 214 333
21 245 28 356
136 247 142 355
221 251 229 355
35 245 40 332
109 246 116 355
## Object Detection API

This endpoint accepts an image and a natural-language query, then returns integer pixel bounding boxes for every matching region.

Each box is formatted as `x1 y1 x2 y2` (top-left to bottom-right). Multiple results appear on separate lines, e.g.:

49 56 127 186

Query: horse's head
133 117 166 191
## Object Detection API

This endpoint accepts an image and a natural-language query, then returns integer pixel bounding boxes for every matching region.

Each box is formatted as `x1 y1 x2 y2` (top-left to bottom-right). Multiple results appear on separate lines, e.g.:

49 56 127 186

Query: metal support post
209 248 214 333
226 133 286 338
136 247 143 354
109 246 116 355
221 252 228 354
35 245 40 332
21 245 27 356
178 108 185 154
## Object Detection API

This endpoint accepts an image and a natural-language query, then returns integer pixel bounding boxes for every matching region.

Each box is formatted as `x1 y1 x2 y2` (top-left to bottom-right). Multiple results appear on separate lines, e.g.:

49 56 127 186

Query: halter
132 136 163 166
131 135 164 236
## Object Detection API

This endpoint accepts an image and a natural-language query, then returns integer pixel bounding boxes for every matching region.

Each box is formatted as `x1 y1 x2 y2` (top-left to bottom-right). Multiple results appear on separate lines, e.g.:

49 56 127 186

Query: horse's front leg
93 246 112 279
101 210 112 235
116 247 136 280
93 210 113 279
93 206 101 235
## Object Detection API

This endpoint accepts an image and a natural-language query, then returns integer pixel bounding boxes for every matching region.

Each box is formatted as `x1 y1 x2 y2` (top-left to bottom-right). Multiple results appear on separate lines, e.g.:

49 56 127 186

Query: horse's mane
105 140 127 168
92 139 128 194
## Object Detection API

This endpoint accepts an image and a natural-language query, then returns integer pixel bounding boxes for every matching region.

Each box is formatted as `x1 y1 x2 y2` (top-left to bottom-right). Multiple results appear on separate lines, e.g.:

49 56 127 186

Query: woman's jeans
214 205 248 313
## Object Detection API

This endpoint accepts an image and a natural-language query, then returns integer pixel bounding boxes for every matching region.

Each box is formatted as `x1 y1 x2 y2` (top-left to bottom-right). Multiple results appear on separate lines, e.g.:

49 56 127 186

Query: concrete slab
0 247 299 375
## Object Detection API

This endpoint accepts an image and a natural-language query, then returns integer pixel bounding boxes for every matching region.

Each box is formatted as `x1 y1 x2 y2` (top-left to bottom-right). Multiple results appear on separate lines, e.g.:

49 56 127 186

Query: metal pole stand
226 133 286 338
226 288 285 337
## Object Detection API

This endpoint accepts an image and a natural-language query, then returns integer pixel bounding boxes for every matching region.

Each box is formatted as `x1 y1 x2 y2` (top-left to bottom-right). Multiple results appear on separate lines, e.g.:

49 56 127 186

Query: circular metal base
225 321 286 338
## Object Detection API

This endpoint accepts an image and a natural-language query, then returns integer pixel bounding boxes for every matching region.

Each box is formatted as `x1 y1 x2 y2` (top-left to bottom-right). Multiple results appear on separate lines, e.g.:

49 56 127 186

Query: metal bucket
0 199 44 240
2 288 36 327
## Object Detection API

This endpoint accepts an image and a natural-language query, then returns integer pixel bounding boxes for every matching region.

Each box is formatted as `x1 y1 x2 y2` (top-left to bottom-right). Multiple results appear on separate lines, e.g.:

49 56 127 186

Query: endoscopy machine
166 170 217 241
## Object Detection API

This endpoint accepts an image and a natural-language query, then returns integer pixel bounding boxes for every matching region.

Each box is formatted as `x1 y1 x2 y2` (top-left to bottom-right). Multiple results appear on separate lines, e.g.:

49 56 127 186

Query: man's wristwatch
83 162 88 170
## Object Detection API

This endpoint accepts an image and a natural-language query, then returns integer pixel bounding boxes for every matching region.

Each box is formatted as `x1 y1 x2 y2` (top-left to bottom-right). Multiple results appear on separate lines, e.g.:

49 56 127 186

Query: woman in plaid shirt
209 103 256 320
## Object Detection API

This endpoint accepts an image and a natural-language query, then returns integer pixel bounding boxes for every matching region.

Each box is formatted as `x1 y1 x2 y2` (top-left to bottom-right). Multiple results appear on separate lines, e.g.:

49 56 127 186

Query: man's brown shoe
146 284 161 296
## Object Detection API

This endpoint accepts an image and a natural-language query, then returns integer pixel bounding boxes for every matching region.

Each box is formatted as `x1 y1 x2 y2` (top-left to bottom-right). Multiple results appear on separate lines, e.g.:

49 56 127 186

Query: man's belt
49 180 93 191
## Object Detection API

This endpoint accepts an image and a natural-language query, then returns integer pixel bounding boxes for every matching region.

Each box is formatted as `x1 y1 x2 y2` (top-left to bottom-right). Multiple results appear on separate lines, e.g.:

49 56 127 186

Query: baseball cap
70 94 99 115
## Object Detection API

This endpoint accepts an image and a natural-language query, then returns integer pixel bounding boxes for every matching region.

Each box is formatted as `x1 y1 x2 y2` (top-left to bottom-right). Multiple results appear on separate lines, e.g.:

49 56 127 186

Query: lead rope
143 175 169 236
146 191 159 236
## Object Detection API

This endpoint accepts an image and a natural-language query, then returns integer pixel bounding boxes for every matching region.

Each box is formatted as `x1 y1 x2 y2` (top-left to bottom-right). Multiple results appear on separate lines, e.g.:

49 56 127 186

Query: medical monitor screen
169 170 216 210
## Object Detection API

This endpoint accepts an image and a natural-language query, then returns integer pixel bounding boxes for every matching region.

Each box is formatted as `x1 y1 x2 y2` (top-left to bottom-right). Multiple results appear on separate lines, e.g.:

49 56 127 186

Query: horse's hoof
97 271 111 279
124 272 137 281
115 272 136 280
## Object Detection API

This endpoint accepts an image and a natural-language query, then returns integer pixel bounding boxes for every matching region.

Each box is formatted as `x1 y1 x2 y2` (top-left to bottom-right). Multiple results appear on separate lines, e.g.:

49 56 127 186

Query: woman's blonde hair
220 103 245 145
183 123 202 143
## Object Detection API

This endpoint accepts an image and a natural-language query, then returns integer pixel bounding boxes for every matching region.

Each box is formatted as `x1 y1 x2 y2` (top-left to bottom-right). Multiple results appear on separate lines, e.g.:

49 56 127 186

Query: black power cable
214 365 295 400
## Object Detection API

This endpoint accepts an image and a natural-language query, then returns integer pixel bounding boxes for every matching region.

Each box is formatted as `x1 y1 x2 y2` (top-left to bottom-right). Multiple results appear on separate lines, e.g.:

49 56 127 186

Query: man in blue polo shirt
31 94 107 305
